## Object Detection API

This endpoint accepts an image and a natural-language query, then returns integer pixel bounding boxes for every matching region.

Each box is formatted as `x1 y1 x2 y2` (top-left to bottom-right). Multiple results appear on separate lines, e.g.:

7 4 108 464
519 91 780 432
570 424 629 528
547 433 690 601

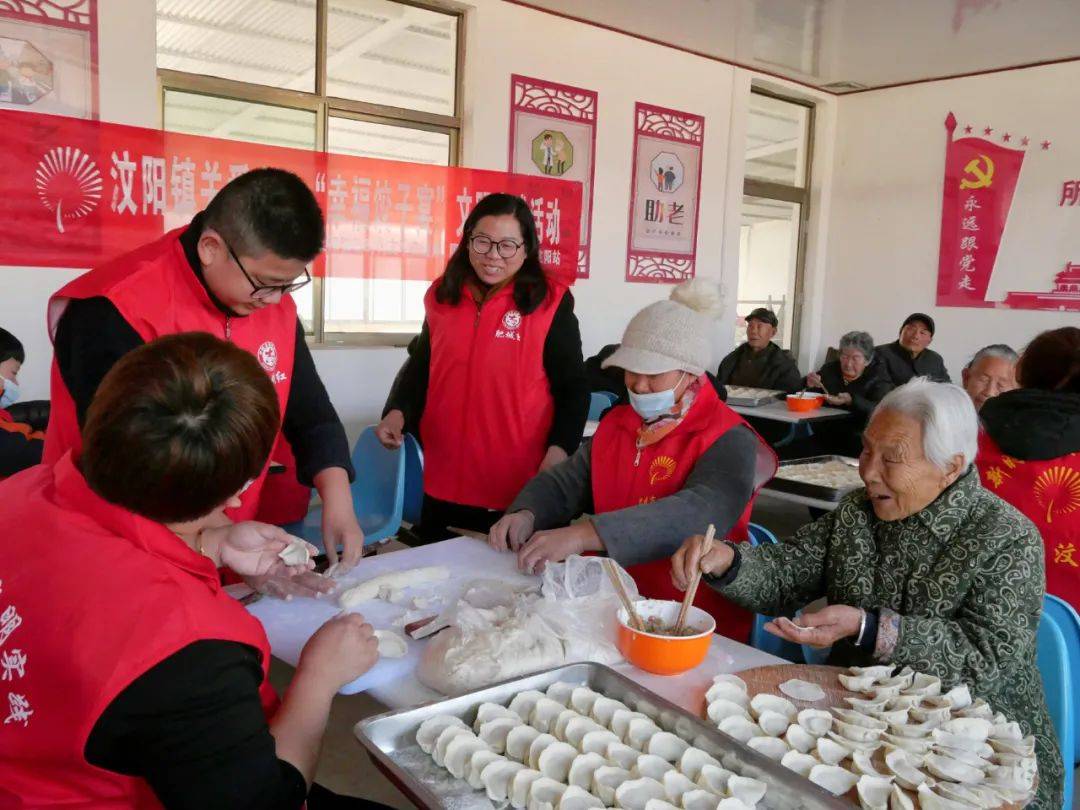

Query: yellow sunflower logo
649 456 677 486
1034 465 1080 524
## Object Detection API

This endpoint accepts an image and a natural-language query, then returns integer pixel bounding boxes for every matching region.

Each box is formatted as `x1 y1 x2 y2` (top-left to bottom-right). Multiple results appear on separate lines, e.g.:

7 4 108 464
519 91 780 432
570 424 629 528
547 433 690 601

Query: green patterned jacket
714 469 1063 809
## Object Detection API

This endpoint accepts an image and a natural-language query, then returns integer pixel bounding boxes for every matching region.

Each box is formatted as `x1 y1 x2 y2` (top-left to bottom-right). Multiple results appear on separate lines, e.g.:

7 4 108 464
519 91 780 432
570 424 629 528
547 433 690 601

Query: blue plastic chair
746 524 804 663
1044 594 1080 766
588 391 618 421
401 433 424 527
1036 606 1075 809
284 426 406 552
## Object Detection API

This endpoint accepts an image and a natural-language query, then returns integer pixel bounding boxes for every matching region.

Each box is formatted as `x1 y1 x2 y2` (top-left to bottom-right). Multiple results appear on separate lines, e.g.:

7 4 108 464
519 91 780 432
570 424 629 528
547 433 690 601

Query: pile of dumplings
703 666 1037 809
416 680 769 810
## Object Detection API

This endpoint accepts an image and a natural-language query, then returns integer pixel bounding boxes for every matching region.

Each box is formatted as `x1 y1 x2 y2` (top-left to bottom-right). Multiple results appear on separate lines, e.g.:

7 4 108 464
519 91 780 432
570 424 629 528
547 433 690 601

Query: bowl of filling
785 391 825 412
616 599 715 675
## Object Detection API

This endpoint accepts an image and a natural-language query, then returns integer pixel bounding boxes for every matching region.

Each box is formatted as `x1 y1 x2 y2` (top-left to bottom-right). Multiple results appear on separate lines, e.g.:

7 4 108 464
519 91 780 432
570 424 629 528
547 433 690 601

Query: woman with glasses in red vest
0 333 384 809
977 326 1080 612
376 193 588 542
487 281 777 643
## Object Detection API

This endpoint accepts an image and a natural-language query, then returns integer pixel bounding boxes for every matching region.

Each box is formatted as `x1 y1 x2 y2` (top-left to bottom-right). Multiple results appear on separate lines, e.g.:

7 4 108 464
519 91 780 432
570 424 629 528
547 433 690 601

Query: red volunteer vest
0 453 278 808
591 382 778 643
42 227 296 521
420 280 565 510
977 431 1080 613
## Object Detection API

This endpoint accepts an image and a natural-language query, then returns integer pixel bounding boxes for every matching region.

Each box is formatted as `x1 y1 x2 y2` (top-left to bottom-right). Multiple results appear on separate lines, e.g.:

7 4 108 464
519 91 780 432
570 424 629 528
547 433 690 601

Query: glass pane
328 116 450 165
326 0 457 116
323 275 426 334
163 90 317 150
293 283 315 335
737 196 801 350
744 92 809 187
156 0 317 91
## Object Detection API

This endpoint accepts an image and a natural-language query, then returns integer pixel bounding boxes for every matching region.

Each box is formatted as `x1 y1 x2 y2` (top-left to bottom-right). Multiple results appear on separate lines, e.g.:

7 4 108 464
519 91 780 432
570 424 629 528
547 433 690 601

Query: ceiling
515 0 1080 93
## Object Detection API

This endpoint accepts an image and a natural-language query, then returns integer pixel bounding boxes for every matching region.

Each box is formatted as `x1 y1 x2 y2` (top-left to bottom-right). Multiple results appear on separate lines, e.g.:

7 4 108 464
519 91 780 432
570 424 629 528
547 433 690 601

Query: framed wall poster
0 0 98 120
508 74 597 278
626 102 704 283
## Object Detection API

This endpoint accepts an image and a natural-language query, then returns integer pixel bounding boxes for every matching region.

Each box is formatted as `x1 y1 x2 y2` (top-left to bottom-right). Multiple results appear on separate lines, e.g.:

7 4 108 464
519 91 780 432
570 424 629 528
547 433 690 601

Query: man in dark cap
716 307 802 393
876 312 951 385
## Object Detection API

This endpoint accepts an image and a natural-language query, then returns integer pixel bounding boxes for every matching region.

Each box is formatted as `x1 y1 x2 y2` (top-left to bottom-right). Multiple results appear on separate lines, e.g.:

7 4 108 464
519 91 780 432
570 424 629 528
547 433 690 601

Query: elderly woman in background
962 343 1019 411
978 326 1079 614
672 378 1062 809
788 330 893 458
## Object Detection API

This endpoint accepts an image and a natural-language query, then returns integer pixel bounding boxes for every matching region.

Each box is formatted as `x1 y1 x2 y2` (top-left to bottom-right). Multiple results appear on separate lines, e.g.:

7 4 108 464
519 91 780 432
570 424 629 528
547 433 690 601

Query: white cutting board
247 536 536 694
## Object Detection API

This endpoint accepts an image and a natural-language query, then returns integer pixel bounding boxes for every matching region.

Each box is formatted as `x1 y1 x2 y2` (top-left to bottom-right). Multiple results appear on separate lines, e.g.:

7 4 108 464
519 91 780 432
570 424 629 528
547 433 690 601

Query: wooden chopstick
605 559 643 631
674 524 716 633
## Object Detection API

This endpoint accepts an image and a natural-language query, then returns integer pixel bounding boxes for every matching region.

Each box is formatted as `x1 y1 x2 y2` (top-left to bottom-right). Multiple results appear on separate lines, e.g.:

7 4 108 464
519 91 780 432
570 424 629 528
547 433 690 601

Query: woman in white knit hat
488 280 777 642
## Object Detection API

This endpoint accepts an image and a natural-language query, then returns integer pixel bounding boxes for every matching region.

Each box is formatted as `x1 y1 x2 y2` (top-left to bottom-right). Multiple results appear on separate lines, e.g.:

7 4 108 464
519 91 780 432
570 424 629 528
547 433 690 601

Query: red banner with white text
936 112 1025 307
0 110 582 283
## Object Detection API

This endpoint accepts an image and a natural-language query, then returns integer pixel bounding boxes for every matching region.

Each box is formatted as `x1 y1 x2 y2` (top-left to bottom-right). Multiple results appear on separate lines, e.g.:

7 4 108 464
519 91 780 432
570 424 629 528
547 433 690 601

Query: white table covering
730 400 851 424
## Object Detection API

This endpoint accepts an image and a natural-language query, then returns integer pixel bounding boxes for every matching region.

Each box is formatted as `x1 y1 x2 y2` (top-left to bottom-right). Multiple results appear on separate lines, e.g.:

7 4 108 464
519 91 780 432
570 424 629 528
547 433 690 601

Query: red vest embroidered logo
648 455 677 486
502 309 522 330
257 340 278 371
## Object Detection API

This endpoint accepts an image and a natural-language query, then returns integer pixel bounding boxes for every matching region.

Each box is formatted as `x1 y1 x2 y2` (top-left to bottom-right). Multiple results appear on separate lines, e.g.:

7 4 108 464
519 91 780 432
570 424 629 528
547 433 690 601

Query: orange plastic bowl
785 393 825 412
616 599 715 676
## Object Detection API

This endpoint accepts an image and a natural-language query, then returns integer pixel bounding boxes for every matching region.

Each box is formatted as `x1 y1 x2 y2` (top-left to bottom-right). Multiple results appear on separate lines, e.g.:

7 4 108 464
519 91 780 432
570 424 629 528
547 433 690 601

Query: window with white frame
156 0 462 344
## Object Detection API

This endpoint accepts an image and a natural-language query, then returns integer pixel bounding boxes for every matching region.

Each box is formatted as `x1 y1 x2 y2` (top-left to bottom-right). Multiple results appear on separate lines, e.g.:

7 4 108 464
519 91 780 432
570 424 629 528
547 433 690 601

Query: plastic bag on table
534 555 637 666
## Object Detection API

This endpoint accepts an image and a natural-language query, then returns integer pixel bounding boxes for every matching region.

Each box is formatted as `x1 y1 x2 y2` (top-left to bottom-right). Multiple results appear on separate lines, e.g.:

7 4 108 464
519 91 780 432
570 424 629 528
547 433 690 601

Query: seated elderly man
962 343 1018 411
716 307 802 393
672 378 1062 809
876 313 950 384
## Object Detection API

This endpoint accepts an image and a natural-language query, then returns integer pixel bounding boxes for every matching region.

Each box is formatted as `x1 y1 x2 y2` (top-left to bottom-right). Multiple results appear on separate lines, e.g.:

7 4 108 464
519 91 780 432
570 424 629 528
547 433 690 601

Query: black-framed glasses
468 234 523 259
225 241 311 300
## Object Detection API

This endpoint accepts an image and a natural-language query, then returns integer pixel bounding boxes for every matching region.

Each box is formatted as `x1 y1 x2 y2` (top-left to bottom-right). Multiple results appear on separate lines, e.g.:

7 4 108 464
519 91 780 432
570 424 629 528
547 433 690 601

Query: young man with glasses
44 169 364 583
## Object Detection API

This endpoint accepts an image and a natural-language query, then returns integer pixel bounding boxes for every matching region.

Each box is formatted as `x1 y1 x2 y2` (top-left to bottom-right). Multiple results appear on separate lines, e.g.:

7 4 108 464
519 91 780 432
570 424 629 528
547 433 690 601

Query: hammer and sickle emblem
960 154 995 190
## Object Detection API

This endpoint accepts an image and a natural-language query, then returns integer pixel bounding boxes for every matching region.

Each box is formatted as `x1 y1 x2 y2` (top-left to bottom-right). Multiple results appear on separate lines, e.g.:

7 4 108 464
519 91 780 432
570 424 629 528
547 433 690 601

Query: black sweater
716 341 802 393
980 388 1080 460
875 341 951 385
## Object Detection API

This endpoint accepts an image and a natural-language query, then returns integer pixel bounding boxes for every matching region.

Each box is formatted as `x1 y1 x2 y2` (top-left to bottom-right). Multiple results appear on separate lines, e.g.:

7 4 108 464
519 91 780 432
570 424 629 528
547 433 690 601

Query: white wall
823 61 1079 379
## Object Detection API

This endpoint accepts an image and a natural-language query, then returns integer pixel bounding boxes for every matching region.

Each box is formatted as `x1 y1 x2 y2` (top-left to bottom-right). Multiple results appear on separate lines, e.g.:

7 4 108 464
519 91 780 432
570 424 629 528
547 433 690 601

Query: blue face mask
628 373 685 421
0 378 18 408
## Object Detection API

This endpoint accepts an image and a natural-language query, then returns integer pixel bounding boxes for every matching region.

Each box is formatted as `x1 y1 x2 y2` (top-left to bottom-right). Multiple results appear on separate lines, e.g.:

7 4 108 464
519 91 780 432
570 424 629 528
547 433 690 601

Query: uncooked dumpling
591 765 631 805
607 741 641 770
532 698 568 734
506 724 542 762
747 735 790 760
756 709 791 737
707 698 751 725
416 715 466 754
580 729 619 755
809 763 859 796
339 566 449 607
570 687 602 716
537 740 578 782
727 775 767 805
718 715 762 744
510 690 548 722
467 750 505 789
611 709 649 741
784 723 818 753
780 750 818 777
565 716 604 748
646 731 690 763
510 768 544 810
779 678 827 702
613 776 666 810
475 702 520 730
553 708 583 741
527 776 568 810
433 725 473 766
444 733 489 779
630 753 673 782
626 717 663 750
717 800 754 810
482 758 526 802
278 537 311 566
546 681 576 706
661 770 698 804
706 681 751 708
567 751 607 790
591 695 631 726
681 789 722 810
678 747 722 781
750 693 797 721
643 801 681 810
856 775 892 810
527 733 559 769
479 716 521 753
695 763 731 794
559 785 604 810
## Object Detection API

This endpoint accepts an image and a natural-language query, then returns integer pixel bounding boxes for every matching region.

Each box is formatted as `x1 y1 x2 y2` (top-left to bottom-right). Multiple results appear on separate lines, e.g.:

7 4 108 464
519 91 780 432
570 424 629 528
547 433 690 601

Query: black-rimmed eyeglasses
225 241 311 300
468 235 524 259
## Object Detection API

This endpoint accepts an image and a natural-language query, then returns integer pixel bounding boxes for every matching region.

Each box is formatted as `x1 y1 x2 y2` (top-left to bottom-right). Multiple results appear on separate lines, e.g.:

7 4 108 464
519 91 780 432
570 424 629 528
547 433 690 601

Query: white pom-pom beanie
601 279 723 376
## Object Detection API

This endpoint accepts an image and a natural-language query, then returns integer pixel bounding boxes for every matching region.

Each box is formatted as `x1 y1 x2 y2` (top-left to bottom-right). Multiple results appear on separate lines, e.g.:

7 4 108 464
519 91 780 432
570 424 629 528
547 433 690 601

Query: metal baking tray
354 662 848 810
724 386 785 407
764 455 862 503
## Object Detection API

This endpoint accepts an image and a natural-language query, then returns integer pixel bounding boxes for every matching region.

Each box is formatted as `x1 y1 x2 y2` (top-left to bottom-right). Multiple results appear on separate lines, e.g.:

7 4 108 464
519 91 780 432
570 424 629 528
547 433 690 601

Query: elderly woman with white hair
672 378 1063 809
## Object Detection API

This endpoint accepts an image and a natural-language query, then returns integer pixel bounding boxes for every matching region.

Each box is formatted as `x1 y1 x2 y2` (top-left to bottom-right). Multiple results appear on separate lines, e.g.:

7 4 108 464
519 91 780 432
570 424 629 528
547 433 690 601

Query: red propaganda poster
0 109 583 285
936 112 1026 308
626 102 705 284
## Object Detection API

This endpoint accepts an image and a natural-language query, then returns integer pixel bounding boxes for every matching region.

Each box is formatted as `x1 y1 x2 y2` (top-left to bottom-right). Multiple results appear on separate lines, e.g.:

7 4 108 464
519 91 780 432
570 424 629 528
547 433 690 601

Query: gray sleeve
508 440 594 530
594 425 759 567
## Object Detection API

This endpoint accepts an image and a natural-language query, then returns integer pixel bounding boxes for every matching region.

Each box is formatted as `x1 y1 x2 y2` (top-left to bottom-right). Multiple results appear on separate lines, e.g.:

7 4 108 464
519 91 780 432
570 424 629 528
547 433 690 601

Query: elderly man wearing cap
488 281 777 642
716 307 802 393
876 312 951 385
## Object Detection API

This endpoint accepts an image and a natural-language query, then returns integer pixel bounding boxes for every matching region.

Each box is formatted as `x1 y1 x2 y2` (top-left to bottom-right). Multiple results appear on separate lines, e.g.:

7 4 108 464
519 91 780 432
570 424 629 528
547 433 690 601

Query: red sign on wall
0 110 583 284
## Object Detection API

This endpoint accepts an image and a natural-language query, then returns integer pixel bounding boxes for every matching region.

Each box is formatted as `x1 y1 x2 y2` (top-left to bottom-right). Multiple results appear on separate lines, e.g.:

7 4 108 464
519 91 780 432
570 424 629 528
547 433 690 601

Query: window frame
741 86 815 359
156 0 465 347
